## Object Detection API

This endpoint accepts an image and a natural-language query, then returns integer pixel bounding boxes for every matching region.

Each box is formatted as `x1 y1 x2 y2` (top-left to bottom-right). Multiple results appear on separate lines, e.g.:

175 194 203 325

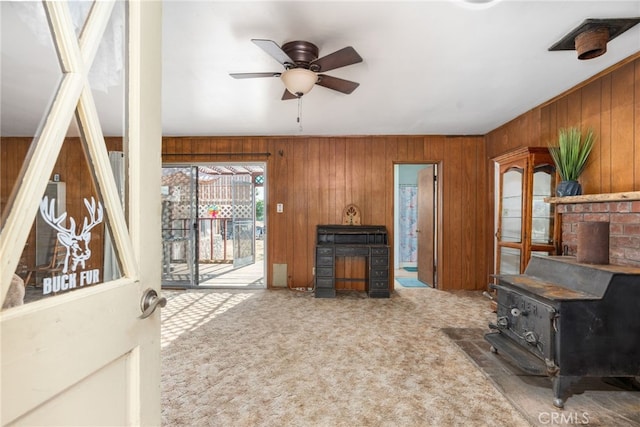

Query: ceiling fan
230 39 363 100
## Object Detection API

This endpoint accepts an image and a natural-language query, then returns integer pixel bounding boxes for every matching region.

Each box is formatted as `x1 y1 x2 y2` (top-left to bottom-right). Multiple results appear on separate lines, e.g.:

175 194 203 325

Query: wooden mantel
545 191 640 204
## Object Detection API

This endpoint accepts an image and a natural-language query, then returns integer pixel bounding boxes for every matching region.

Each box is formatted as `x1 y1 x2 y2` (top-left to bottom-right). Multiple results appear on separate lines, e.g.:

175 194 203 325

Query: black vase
556 180 582 197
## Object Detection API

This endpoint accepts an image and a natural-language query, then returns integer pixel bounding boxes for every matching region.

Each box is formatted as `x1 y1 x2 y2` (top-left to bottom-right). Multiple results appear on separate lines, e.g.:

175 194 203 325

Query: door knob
139 288 167 319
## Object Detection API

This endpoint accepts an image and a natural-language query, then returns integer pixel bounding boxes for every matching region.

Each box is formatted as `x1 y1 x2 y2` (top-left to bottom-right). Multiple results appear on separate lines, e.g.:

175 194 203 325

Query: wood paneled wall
485 53 640 279
163 135 489 291
487 53 640 192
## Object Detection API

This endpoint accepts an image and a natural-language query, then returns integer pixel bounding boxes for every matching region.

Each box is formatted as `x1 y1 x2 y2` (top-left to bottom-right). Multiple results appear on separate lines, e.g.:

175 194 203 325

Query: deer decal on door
40 196 104 274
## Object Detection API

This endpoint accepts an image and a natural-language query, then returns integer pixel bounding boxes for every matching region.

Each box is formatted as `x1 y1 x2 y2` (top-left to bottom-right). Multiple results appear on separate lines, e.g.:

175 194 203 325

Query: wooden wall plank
363 138 372 225
566 90 582 126
384 137 397 239
540 103 556 147
461 137 476 289
445 138 463 289
600 74 613 194
556 96 569 129
580 79 603 194
371 139 387 224
479 146 492 290
291 139 307 287
334 138 346 225
610 63 635 192
636 60 640 191
307 138 321 286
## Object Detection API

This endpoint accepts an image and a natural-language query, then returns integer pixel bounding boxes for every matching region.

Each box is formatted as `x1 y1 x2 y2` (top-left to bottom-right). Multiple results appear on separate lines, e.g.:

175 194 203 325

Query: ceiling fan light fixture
281 68 317 97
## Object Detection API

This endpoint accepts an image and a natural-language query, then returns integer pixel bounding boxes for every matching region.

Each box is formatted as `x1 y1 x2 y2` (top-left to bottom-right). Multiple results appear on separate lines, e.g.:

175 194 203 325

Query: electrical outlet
277 203 283 213
312 267 315 275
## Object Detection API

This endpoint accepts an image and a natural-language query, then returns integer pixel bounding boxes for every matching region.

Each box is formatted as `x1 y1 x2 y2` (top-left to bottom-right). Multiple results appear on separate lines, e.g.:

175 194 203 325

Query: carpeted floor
161 287 530 426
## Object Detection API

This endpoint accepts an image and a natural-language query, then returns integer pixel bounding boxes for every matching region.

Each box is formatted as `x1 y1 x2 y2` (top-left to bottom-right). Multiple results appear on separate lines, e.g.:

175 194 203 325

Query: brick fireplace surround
552 192 640 268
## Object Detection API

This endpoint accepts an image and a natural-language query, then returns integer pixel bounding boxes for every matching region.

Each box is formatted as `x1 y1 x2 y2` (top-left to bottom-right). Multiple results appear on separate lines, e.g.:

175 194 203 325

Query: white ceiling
2 1 640 138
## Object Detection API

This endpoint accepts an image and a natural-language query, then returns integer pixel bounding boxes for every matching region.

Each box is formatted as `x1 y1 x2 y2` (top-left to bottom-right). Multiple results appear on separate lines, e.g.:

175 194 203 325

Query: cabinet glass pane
501 169 522 243
531 167 555 244
502 168 523 198
499 247 521 275
501 218 523 242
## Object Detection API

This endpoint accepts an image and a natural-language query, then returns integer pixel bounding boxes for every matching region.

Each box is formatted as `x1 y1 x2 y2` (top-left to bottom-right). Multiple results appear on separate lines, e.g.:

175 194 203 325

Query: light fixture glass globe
280 68 317 97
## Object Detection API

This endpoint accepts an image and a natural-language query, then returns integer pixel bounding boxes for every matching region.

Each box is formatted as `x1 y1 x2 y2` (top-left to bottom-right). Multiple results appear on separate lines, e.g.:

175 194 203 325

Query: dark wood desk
315 225 390 298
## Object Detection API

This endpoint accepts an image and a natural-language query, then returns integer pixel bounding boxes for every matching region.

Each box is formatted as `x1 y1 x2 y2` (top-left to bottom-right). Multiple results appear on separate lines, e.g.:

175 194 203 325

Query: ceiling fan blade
281 89 298 101
230 72 281 79
311 46 362 72
251 39 295 67
316 74 360 94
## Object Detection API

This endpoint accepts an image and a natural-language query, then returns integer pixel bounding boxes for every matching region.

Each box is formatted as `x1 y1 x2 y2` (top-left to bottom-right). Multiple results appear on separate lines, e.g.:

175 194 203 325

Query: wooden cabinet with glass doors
494 147 558 275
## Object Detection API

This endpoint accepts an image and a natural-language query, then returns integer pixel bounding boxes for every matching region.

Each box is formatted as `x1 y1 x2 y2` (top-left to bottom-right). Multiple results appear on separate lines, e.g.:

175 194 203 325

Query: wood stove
485 255 640 408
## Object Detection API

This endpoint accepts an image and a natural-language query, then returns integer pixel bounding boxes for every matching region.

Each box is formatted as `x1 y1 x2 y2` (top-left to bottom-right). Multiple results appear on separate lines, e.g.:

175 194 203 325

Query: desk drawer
371 269 388 279
371 247 388 256
335 246 369 257
316 267 334 277
370 256 388 268
316 246 334 255
370 279 388 290
316 278 334 289
316 255 334 267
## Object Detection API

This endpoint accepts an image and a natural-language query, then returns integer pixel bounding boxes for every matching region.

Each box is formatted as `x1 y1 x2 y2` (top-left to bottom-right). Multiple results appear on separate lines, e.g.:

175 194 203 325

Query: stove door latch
524 331 539 345
496 316 509 328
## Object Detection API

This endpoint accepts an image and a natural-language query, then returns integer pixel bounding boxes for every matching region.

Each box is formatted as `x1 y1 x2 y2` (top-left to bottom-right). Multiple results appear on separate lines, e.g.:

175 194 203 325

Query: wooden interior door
0 2 162 425
417 166 435 286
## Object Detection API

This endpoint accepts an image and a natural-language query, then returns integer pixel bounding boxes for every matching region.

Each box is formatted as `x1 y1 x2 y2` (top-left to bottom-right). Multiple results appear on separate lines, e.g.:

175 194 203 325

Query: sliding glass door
160 163 265 287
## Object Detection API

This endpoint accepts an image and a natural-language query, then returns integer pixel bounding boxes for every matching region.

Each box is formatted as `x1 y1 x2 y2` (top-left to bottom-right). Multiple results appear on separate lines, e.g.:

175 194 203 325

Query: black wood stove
485 255 640 408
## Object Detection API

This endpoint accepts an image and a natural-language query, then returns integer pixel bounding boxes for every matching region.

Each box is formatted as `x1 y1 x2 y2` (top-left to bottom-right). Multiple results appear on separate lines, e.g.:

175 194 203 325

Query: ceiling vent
549 18 640 60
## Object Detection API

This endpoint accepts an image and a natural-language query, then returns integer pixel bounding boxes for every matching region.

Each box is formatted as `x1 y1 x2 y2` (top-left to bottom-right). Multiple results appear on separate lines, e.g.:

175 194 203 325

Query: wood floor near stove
443 328 640 427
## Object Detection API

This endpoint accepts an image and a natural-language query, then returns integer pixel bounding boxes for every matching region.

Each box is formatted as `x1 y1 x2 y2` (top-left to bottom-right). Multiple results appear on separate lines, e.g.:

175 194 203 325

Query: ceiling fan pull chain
297 96 303 132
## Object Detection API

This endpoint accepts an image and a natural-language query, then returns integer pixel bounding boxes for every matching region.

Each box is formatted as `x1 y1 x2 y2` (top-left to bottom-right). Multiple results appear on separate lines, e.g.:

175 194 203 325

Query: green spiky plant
548 127 595 181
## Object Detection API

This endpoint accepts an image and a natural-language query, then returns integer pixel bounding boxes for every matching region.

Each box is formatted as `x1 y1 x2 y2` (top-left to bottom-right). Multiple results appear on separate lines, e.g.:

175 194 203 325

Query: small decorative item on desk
342 204 361 225
548 127 595 197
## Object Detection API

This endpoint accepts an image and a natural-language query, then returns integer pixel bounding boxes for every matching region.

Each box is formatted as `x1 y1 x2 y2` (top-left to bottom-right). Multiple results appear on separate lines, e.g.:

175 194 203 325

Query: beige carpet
161 287 532 426
162 288 529 426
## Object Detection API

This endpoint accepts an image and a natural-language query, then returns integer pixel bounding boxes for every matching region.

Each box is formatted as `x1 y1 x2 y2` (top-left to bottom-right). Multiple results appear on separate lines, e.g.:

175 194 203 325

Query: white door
1 2 162 425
